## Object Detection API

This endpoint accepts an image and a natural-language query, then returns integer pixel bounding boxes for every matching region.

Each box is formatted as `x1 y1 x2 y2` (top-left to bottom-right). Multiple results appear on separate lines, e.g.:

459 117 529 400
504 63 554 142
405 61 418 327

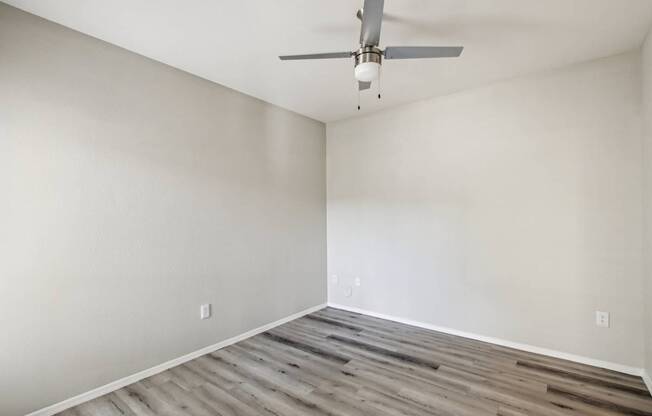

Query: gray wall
327 52 644 368
0 4 326 415
644 30 652 378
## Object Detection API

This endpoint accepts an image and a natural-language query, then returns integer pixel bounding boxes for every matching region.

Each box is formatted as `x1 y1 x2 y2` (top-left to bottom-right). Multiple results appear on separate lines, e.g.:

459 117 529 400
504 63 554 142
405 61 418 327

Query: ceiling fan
279 0 463 100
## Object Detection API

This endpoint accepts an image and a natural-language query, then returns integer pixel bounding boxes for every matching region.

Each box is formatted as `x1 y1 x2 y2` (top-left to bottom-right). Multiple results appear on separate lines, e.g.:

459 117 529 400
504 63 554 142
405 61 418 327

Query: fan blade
358 81 371 91
384 46 464 60
360 0 384 46
279 52 352 60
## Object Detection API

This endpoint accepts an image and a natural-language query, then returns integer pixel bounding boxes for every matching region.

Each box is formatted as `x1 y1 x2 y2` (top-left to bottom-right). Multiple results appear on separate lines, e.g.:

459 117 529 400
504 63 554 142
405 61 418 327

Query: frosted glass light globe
354 61 380 82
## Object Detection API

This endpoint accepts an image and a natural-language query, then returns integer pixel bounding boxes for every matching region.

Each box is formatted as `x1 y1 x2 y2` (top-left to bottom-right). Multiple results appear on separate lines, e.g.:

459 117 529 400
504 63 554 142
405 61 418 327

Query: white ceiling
5 0 652 122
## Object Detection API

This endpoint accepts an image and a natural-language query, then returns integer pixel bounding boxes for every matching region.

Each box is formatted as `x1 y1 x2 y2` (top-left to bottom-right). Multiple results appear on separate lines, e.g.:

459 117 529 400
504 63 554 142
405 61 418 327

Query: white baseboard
328 302 644 377
26 303 327 416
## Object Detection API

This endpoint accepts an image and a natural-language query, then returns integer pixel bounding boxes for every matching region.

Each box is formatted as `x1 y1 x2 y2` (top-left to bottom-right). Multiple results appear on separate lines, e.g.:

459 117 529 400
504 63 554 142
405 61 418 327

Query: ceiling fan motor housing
355 46 382 67
354 46 382 82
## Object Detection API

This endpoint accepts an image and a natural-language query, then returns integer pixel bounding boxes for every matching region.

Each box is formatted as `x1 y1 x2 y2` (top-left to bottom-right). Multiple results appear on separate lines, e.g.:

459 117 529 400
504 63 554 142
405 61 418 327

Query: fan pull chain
357 86 361 110
378 66 382 99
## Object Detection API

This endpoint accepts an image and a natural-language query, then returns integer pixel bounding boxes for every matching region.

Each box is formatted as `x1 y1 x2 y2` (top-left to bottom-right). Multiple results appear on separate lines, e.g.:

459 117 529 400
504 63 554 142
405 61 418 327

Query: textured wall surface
328 52 644 368
643 29 652 378
0 4 326 415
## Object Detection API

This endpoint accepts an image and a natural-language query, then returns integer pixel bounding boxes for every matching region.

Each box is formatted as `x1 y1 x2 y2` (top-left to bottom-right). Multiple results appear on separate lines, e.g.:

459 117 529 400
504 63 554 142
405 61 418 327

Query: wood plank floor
57 307 652 416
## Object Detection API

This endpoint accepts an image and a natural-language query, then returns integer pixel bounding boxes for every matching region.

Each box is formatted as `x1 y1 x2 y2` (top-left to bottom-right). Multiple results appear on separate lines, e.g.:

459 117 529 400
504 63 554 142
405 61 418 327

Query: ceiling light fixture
354 61 380 82
354 46 382 82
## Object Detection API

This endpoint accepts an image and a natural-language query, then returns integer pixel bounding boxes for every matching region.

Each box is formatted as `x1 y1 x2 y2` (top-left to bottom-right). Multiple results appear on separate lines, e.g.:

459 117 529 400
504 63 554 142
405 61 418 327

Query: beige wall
327 52 644 368
643 29 652 377
0 4 326 415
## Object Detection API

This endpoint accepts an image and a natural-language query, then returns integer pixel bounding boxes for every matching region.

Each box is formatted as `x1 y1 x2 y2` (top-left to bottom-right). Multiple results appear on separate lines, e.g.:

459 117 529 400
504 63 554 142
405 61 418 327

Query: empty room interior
4 0 652 415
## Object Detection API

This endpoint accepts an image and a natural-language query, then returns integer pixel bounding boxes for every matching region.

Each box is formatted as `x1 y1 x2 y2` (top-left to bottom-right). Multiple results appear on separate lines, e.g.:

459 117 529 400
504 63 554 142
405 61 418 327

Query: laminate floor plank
55 307 652 416
116 383 186 416
191 382 265 416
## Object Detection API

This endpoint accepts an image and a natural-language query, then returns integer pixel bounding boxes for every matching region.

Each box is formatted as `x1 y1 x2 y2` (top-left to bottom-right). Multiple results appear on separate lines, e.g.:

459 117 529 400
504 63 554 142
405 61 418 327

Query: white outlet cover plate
200 304 211 320
596 311 609 328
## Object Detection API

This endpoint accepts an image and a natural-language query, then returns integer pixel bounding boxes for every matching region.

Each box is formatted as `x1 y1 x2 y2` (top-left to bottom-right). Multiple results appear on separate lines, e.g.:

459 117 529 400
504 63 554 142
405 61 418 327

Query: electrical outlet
354 277 361 287
200 304 211 320
344 286 352 297
331 275 339 284
596 311 609 328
